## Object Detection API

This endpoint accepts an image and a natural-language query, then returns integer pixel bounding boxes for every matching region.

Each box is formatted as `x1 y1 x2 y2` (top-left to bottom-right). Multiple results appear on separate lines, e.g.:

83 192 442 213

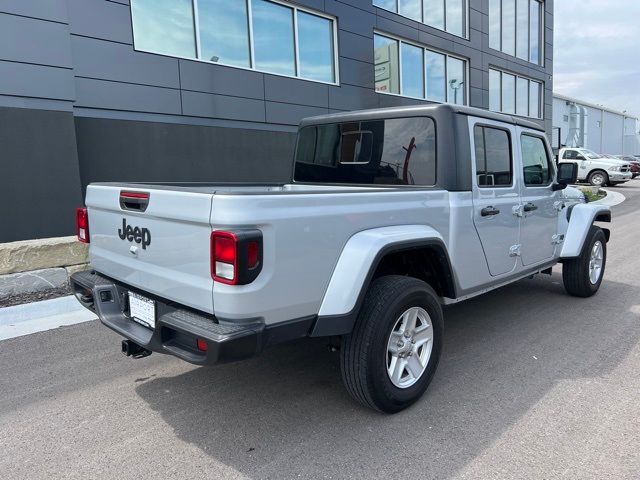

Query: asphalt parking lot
1 184 639 480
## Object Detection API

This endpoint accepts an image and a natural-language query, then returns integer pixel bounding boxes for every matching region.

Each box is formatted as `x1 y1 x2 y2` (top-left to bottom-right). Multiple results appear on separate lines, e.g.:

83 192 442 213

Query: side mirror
553 162 578 190
576 154 586 160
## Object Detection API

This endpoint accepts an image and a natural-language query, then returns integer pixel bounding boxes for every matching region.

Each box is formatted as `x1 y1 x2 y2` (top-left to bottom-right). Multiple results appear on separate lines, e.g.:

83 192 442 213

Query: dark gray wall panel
179 60 264 100
181 91 265 122
264 75 328 108
66 0 132 44
339 57 374 89
265 102 328 126
0 107 82 242
325 0 375 37
75 117 296 187
0 95 72 112
0 61 75 100
329 84 378 111
0 0 68 23
74 77 180 114
338 30 374 64
70 36 179 88
0 13 72 67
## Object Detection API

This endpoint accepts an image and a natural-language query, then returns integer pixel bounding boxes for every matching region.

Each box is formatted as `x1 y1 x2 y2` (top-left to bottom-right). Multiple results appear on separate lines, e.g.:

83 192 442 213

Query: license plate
128 291 156 329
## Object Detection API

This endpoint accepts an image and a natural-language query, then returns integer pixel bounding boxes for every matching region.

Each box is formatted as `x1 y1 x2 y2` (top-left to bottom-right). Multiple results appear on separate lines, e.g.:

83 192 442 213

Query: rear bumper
70 270 314 365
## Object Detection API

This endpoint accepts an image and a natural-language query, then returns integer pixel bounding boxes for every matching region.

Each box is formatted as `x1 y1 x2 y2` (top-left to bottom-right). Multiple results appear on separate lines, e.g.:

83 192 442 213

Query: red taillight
247 241 259 269
76 207 89 243
211 230 262 285
214 234 237 264
196 338 208 352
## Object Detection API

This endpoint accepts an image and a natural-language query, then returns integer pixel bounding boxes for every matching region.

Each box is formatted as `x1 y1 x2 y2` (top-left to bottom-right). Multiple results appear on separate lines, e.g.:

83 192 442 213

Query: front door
470 118 521 277
518 130 559 265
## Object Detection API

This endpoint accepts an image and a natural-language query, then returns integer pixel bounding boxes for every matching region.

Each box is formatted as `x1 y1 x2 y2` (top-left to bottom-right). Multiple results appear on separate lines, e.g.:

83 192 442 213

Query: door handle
523 202 538 212
481 206 501 217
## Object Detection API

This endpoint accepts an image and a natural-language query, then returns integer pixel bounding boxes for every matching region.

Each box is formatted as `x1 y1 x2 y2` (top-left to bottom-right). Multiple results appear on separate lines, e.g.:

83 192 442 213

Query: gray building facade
0 0 553 242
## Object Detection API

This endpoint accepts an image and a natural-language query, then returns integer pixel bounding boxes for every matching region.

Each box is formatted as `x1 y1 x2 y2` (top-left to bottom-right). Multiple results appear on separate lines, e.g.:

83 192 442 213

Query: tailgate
85 185 214 313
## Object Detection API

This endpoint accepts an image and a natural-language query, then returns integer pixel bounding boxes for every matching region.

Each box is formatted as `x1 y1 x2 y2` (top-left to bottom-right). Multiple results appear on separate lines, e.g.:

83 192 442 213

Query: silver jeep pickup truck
71 104 611 413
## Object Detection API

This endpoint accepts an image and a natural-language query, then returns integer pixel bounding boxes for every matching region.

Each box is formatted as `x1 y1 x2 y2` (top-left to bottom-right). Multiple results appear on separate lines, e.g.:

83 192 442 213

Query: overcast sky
553 0 640 117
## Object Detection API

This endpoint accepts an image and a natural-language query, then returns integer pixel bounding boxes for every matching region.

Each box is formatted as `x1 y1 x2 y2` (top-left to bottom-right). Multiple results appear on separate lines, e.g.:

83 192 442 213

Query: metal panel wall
0 0 554 241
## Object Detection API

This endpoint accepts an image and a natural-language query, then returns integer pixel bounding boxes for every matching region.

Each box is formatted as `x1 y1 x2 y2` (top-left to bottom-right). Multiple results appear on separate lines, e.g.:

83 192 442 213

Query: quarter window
474 126 513 187
131 0 338 84
489 0 543 65
521 135 552 185
374 33 468 105
294 117 437 186
373 0 467 38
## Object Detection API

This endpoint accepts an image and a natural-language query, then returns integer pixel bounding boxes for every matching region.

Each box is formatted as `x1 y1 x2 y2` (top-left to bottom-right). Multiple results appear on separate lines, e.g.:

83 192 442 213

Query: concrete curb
593 188 626 207
0 295 86 325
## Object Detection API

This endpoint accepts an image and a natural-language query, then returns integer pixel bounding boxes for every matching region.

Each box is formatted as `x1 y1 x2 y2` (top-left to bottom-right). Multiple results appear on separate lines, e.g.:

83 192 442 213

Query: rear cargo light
211 230 263 285
120 191 150 199
76 207 89 243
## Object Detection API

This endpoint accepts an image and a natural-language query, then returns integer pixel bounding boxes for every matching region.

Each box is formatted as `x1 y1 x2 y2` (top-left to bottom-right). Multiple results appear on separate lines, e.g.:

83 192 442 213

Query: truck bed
85 182 471 324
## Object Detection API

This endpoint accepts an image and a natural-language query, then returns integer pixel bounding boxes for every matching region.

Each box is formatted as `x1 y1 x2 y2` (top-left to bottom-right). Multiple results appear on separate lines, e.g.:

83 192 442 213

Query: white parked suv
558 148 632 186
71 105 613 412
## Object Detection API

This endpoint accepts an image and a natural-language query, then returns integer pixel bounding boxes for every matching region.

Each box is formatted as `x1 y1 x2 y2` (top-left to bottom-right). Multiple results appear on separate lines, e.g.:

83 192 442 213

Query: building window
130 0 338 84
131 0 197 58
489 0 543 64
489 68 542 119
373 0 467 38
374 33 468 105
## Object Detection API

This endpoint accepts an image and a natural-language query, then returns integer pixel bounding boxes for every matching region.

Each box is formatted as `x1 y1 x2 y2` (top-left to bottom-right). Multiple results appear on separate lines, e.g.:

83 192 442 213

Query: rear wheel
340 275 443 413
563 226 607 297
588 170 608 186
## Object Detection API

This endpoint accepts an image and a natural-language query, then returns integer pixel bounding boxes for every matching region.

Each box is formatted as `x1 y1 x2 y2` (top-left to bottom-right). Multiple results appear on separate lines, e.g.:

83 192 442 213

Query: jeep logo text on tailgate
118 218 151 249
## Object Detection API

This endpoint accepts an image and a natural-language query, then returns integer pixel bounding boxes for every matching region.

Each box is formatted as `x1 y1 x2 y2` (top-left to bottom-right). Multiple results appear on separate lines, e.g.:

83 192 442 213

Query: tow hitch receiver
121 339 152 359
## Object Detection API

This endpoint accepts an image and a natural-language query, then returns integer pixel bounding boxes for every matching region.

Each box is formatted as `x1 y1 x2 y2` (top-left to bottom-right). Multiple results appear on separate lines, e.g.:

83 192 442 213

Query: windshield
578 149 601 159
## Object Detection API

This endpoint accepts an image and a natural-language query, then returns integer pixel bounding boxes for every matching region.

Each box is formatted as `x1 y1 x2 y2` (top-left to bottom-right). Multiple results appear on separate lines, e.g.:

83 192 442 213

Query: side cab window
521 135 553 186
563 149 576 159
474 125 513 187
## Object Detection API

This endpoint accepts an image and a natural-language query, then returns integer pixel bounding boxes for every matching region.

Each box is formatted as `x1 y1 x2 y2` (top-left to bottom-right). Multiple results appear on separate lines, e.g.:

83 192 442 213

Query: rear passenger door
518 130 559 265
470 119 521 277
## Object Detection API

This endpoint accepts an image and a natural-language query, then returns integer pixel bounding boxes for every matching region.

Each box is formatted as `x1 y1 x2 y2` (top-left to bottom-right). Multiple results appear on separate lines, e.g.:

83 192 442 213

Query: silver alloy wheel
386 306 433 389
591 173 605 186
589 240 604 284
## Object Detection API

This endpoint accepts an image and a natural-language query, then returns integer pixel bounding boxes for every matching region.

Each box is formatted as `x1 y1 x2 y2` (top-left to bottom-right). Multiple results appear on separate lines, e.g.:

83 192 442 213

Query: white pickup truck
72 105 612 412
558 147 632 186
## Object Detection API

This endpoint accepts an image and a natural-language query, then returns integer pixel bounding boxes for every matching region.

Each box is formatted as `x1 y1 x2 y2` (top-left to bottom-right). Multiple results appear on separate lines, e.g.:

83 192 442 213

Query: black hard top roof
299 103 545 132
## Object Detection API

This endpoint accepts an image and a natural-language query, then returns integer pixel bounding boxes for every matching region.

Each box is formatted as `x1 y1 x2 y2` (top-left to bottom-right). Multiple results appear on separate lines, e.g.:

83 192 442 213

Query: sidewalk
0 295 95 341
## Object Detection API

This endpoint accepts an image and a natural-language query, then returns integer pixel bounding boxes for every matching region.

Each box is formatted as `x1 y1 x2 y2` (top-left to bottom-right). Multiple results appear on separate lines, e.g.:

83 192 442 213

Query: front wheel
562 226 607 297
340 275 443 413
588 170 608 186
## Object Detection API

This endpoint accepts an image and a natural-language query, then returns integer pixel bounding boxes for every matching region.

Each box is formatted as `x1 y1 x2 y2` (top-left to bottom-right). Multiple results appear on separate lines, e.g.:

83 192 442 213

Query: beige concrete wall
0 236 88 275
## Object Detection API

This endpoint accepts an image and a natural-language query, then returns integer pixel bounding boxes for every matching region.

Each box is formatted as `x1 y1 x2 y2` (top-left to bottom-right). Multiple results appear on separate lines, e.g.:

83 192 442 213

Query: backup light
76 207 89 243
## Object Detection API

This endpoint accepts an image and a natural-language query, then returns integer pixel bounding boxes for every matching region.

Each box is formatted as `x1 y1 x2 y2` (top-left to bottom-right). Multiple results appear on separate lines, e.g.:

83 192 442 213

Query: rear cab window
294 117 436 186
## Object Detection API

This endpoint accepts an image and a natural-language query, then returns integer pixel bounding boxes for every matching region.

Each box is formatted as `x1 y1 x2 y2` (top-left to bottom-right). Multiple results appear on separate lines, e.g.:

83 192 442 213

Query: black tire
340 275 443 413
562 226 607 297
588 170 609 187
